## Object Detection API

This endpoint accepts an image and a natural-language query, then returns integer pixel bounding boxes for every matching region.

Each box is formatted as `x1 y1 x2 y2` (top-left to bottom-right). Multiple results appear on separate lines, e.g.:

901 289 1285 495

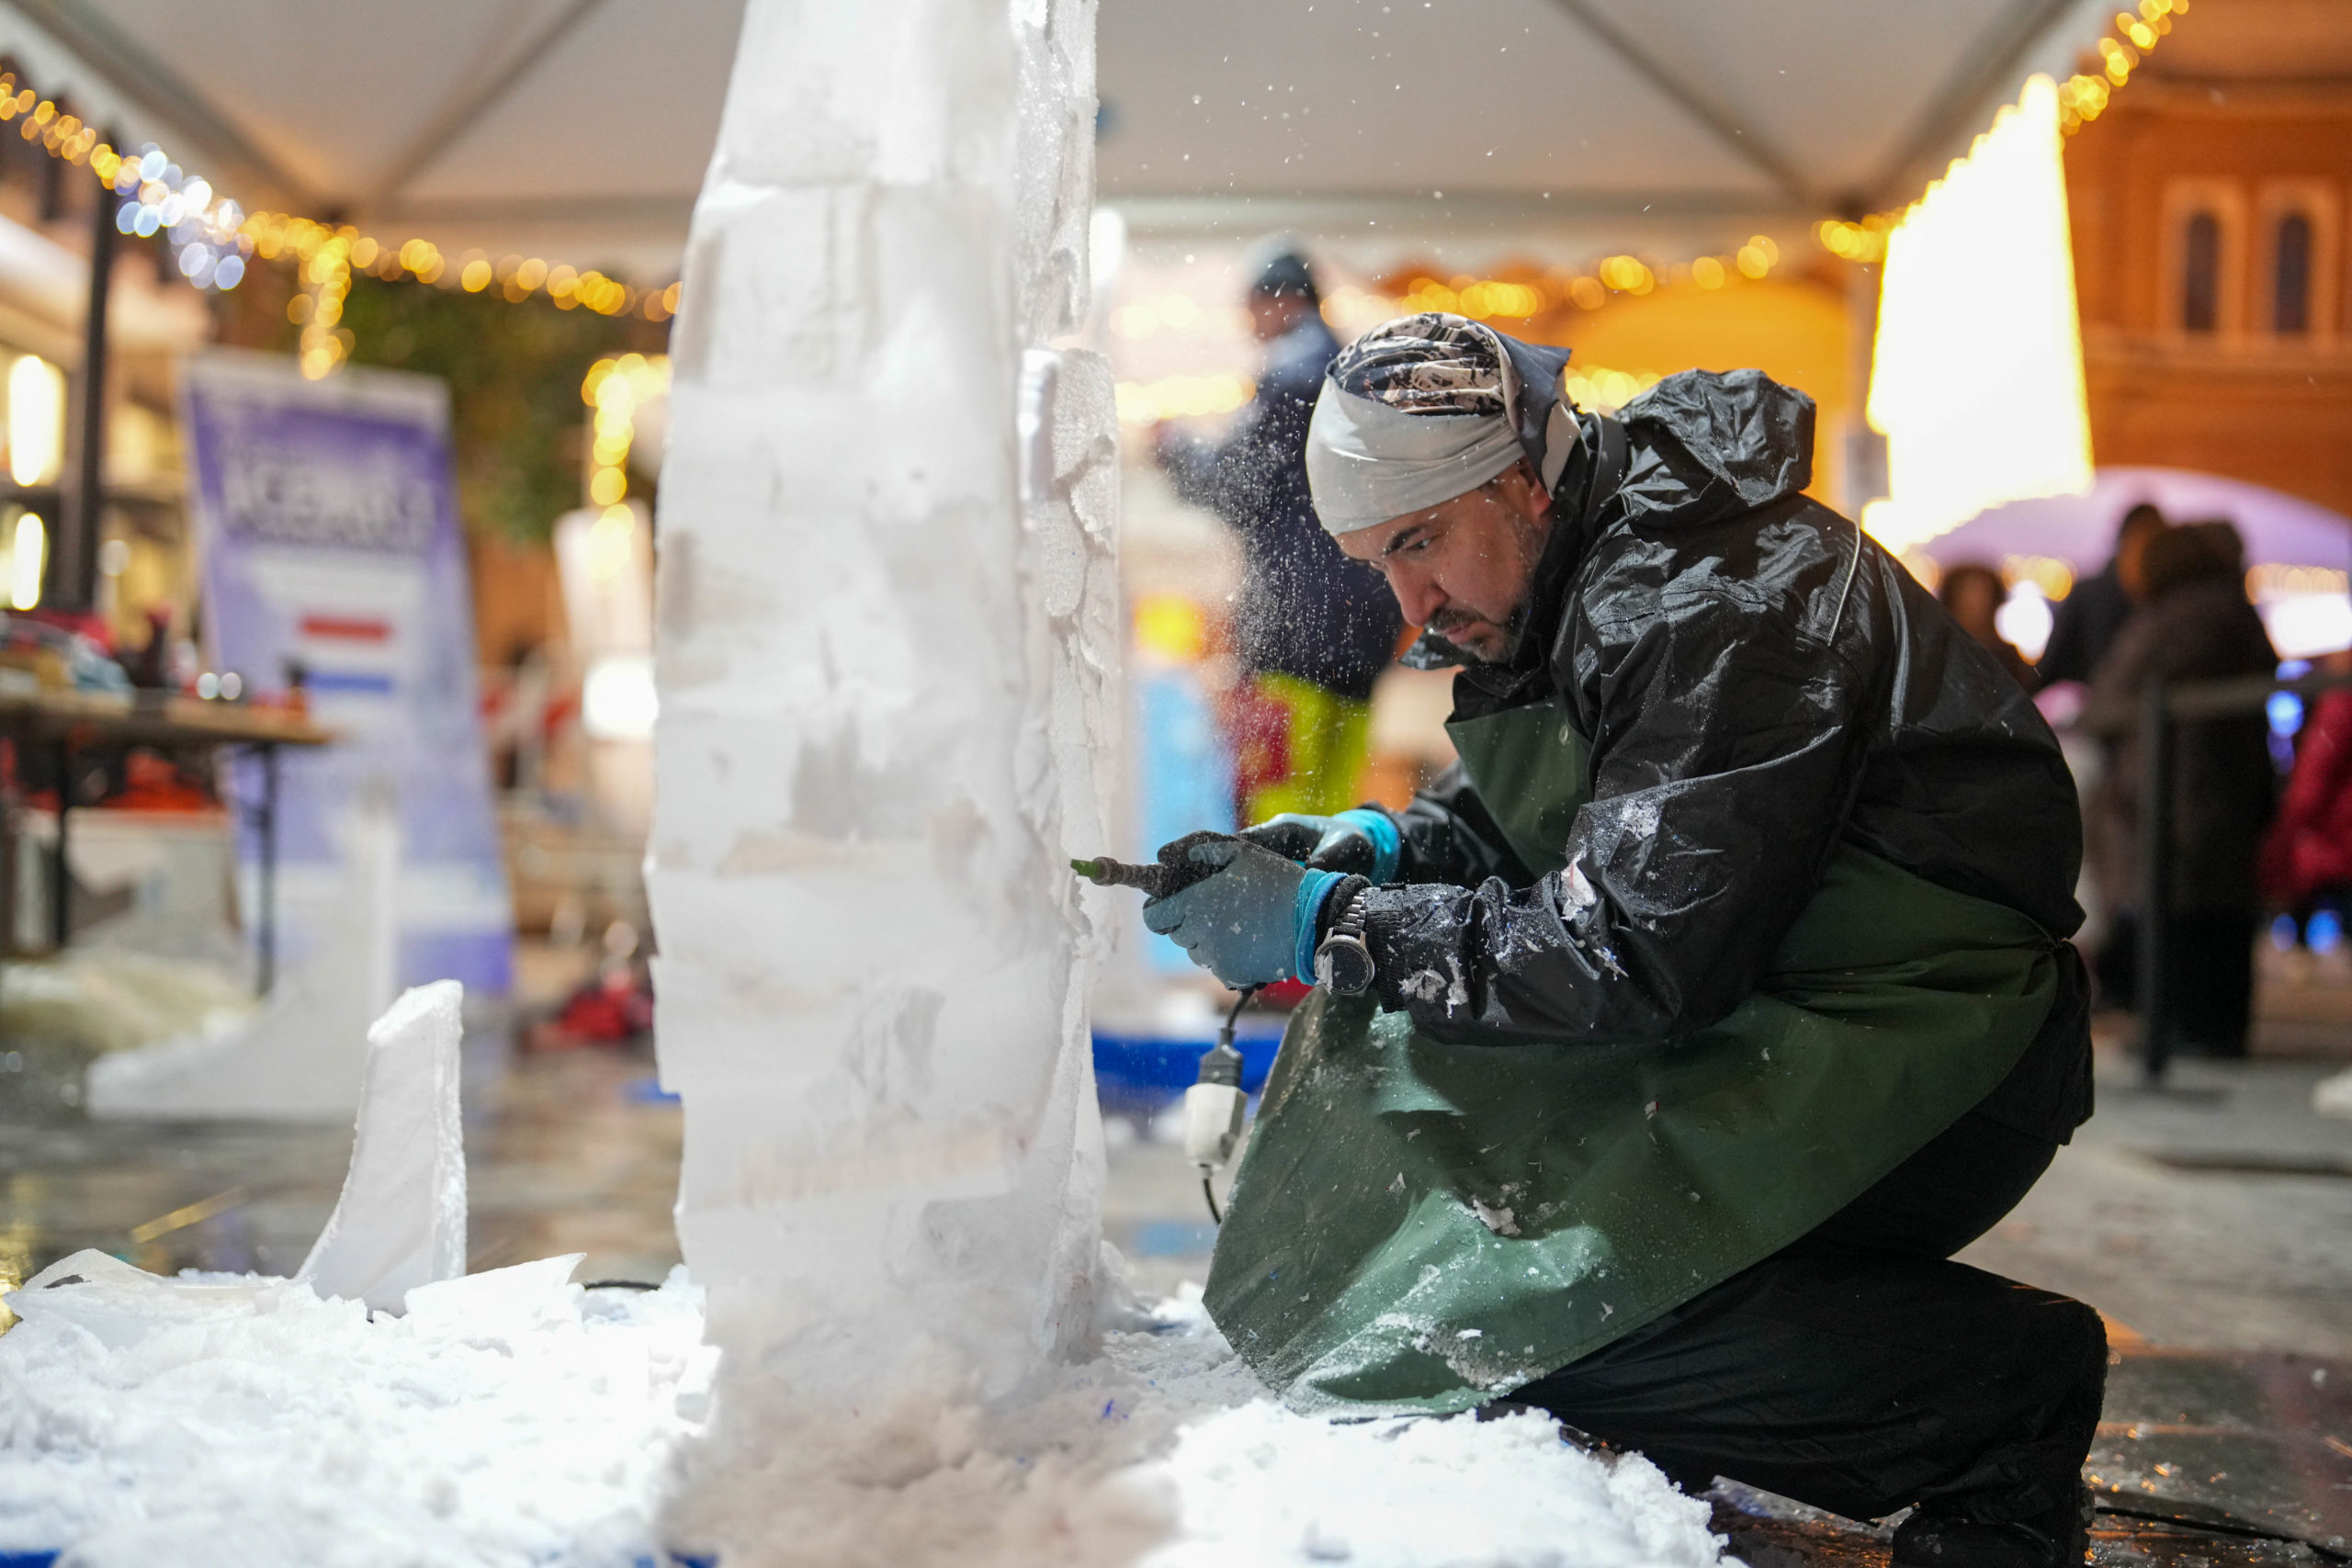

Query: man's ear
1496 460 1551 522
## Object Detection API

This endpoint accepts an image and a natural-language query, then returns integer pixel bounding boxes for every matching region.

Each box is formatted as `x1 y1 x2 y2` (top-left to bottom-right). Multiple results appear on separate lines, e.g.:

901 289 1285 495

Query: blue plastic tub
1091 1019 1285 1117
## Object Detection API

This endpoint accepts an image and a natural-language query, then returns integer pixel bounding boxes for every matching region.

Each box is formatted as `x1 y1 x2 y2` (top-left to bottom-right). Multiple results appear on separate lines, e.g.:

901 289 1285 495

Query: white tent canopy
0 0 2117 278
0 0 746 278
1095 0 2119 254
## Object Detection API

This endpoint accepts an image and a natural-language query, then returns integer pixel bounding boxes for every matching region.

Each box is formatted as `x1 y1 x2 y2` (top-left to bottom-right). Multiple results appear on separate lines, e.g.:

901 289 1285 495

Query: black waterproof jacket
1160 317 1404 700
1357 370 2086 1128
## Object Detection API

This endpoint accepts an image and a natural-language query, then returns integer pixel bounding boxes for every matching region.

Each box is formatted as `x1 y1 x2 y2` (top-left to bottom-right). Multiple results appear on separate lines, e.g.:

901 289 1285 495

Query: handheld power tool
1074 833 1254 1222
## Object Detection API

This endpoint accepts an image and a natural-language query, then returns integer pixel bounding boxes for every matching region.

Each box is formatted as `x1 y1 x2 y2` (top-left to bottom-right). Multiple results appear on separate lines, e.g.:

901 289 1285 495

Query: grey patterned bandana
1306 313 1577 534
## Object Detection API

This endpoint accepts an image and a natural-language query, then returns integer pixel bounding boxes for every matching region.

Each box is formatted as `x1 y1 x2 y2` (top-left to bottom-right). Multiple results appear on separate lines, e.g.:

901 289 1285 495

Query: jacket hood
1611 368 1815 531
1400 367 1818 677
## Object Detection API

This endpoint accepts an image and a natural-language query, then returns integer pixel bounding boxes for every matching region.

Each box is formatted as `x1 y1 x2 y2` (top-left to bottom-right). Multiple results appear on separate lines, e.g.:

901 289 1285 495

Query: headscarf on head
1305 313 1577 535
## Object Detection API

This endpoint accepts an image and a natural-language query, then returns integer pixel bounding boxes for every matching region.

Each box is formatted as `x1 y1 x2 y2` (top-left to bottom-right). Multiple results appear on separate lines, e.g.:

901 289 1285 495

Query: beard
1423 600 1534 665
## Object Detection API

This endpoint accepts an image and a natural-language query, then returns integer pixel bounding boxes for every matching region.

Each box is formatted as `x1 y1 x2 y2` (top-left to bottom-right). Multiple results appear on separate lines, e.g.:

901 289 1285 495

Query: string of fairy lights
0 67 681 379
266 212 681 378
1817 0 2187 265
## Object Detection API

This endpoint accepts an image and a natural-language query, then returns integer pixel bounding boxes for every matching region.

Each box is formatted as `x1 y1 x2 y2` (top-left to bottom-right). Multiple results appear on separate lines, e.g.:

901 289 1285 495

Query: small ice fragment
403 1254 583 1338
1386 1172 1405 1194
298 982 468 1314
2313 1066 2352 1119
1456 1328 1483 1339
1471 1198 1520 1236
7 1248 271 1349
1561 856 1598 913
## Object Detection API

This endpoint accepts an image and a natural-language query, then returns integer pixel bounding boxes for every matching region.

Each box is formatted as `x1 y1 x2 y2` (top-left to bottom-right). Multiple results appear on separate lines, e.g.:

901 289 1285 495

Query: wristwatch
1314 875 1375 995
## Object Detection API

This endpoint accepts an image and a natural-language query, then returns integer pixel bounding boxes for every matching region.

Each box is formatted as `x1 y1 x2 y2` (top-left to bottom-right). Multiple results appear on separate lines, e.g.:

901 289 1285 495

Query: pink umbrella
1920 467 2352 572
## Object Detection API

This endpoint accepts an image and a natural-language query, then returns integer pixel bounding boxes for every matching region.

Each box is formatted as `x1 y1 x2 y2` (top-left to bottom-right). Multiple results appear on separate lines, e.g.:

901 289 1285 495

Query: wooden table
0 686 335 993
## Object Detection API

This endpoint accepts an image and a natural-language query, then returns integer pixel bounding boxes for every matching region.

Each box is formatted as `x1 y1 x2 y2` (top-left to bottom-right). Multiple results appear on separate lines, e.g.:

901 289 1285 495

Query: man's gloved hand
1238 808 1401 882
1142 837 1344 988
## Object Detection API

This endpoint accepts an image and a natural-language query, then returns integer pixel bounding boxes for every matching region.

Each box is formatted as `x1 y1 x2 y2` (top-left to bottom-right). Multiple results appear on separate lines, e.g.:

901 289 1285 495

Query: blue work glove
1238 808 1402 882
1141 838 1346 988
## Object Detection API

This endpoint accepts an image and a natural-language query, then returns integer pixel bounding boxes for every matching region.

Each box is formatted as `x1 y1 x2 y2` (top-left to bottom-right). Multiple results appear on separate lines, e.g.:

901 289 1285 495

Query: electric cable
1195 985 1258 1224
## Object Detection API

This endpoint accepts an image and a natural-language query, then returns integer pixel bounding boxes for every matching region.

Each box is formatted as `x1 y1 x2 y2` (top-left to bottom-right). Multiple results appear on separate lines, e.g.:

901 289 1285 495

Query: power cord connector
1184 986 1257 1223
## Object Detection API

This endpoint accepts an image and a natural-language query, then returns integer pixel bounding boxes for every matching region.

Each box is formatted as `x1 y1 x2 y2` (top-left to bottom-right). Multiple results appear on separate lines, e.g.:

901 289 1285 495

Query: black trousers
1514 1107 2108 1526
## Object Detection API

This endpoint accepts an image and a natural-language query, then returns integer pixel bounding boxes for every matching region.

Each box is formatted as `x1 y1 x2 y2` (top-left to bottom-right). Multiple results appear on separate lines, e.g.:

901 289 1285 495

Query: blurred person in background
2260 649 2352 930
2070 507 2166 993
2038 502 2167 687
1157 243 1403 822
2085 522 2278 1056
1939 563 2036 688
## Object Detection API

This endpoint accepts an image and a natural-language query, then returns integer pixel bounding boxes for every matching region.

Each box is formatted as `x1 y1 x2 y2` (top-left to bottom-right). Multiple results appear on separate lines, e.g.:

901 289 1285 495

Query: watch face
1317 936 1374 995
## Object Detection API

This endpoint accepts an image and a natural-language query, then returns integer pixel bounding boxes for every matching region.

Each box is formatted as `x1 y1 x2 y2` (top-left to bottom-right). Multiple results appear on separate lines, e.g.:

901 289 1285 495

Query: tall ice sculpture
650 0 1119 1402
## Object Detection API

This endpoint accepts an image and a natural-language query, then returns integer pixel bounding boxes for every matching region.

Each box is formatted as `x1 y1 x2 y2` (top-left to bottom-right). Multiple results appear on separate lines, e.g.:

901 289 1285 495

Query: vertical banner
182 350 512 997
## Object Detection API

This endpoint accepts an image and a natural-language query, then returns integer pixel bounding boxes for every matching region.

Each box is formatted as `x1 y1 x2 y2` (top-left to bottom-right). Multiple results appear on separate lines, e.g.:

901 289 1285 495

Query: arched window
2274 211 2312 333
2183 211 2221 332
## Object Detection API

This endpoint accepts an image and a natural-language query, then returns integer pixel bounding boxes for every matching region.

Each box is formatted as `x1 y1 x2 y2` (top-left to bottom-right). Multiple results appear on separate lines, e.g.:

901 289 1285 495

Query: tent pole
2137 682 2174 1082
58 147 115 615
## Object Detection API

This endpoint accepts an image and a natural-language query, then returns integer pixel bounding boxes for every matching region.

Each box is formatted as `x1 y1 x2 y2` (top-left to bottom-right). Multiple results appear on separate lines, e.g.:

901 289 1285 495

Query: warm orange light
1864 76 2093 553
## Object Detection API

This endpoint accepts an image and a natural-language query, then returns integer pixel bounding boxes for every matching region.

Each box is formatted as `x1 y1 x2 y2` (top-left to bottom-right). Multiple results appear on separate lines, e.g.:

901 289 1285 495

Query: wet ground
1700 1342 2352 1568
2 971 2346 1563
0 1031 685 1294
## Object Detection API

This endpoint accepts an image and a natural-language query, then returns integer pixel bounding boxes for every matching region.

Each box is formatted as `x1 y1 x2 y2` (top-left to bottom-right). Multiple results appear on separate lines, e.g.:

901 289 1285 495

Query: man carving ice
1142 314 2106 1568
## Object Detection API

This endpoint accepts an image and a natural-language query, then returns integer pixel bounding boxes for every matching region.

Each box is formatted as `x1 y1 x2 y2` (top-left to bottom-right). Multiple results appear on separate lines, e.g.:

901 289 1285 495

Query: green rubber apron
1203 694 2060 1416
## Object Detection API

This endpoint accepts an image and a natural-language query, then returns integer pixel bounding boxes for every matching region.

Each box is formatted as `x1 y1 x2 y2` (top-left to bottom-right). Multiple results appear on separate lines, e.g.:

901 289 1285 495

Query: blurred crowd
1941 506 2348 1058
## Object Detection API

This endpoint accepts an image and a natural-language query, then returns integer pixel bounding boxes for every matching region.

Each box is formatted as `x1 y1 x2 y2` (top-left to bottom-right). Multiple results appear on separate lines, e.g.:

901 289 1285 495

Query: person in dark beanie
1156 243 1403 823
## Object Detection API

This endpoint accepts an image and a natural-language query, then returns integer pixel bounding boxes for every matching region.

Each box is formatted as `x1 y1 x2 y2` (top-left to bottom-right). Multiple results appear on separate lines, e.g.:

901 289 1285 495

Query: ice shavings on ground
666 1280 1731 1568
0 1253 714 1567
1 1260 1728 1568
1144 1403 1724 1568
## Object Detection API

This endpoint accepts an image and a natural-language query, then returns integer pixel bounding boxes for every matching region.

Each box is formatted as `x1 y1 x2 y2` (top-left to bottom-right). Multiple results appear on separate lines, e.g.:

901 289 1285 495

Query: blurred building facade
2067 0 2352 516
